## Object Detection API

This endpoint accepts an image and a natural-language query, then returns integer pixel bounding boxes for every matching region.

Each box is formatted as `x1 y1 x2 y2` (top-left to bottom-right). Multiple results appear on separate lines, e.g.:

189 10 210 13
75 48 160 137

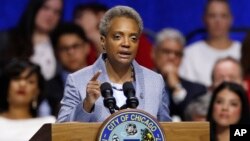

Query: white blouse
111 82 127 108
0 116 56 141
30 41 56 80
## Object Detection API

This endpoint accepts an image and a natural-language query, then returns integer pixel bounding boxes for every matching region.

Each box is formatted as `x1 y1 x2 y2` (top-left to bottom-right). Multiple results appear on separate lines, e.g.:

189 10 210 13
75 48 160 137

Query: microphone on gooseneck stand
122 82 139 109
100 82 119 114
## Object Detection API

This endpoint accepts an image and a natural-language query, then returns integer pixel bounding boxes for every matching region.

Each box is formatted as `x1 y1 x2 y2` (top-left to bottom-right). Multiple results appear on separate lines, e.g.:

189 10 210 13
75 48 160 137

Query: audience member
211 57 243 89
45 22 90 116
240 32 250 103
184 94 210 121
73 3 155 69
207 82 250 141
74 3 107 57
57 6 171 122
153 28 206 121
185 57 245 121
0 0 63 80
180 0 241 87
0 59 55 141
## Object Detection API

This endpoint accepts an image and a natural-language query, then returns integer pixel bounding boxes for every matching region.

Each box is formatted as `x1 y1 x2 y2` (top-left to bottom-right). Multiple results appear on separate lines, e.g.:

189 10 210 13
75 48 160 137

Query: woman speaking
57 6 171 122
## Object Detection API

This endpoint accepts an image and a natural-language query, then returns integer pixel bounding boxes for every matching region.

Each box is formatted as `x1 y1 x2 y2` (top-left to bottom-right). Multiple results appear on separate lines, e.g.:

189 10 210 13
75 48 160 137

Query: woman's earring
32 99 37 109
102 46 106 53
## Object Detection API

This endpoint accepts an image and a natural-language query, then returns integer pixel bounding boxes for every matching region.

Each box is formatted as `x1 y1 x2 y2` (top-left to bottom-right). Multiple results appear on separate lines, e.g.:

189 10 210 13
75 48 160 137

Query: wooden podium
30 122 209 141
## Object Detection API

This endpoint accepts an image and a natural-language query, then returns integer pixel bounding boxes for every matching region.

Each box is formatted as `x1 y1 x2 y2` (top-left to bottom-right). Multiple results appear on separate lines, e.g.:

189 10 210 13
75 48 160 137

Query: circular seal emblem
97 109 166 141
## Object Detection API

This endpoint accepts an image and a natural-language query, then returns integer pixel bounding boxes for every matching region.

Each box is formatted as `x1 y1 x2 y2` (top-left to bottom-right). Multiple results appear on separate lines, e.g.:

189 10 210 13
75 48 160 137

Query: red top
135 33 154 69
244 77 250 104
87 42 98 65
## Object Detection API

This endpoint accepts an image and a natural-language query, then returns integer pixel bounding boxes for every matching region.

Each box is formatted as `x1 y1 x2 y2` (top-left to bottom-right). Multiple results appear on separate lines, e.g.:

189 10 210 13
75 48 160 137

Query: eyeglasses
58 42 85 53
158 48 183 58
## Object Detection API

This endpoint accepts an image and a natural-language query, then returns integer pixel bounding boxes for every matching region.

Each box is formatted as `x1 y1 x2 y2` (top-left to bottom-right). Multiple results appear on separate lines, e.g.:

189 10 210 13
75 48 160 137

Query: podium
30 122 209 141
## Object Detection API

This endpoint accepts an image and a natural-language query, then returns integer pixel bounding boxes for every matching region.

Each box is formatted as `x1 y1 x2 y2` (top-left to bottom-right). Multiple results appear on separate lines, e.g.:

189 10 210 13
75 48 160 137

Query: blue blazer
57 54 171 122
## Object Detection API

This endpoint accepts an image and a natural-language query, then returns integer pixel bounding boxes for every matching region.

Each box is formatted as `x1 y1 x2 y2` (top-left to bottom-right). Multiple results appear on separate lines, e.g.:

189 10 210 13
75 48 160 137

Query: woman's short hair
99 6 143 36
0 59 45 117
207 81 250 141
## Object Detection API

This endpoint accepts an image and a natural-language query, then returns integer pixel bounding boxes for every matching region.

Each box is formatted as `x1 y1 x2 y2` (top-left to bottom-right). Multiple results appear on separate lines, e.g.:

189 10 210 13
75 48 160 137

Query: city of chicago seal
98 109 166 141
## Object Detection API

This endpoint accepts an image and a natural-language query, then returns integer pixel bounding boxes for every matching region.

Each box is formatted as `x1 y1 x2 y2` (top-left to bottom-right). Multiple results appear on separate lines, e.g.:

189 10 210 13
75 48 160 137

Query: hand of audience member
162 64 180 89
83 70 102 112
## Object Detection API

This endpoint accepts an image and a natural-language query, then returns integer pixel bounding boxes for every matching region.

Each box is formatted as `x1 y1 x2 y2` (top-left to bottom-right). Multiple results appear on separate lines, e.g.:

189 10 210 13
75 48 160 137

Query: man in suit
45 23 90 116
57 6 171 122
153 28 207 121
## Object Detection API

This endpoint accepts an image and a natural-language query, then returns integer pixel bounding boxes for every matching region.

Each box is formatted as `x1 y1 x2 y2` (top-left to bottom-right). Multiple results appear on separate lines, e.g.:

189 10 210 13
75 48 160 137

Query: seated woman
0 59 55 141
207 82 250 141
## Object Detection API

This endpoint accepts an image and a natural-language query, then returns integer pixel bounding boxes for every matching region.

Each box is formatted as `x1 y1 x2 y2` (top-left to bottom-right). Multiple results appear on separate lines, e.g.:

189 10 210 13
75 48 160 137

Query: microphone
123 82 139 109
100 82 118 114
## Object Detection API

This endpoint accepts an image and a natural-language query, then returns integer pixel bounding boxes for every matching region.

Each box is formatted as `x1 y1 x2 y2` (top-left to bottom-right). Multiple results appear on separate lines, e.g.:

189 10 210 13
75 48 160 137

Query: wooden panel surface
160 122 210 141
51 122 209 141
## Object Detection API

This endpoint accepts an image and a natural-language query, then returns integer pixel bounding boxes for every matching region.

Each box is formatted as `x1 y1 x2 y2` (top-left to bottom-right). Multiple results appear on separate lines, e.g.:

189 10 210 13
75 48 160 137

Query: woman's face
204 1 232 38
35 0 62 33
212 88 242 127
8 69 39 107
101 17 140 66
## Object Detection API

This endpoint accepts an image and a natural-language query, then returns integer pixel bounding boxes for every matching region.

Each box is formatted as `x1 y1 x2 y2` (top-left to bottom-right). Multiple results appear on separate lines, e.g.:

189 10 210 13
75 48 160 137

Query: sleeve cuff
74 101 94 122
172 88 187 104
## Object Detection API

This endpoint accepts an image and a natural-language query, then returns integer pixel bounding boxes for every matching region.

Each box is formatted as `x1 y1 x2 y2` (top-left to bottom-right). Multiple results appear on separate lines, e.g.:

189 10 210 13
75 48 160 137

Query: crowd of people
0 0 250 141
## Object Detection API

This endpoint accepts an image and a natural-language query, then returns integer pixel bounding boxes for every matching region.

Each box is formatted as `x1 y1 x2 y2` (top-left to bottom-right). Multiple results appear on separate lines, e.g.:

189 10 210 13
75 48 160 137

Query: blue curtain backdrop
1 0 250 43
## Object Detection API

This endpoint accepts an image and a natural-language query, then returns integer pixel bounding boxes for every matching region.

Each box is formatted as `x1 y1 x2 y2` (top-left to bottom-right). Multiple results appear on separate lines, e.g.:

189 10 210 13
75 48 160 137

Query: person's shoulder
139 65 163 80
181 78 205 87
184 40 207 54
70 65 93 79
15 116 56 126
35 116 56 123
138 66 165 91
181 78 207 93
186 40 206 50
44 74 64 95
66 65 95 87
71 55 105 79
47 74 61 84
0 115 7 121
231 40 241 48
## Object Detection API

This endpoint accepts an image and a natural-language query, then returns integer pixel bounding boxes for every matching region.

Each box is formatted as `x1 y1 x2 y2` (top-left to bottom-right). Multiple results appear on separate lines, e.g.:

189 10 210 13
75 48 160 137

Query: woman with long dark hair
0 59 55 140
207 82 250 141
2 0 63 80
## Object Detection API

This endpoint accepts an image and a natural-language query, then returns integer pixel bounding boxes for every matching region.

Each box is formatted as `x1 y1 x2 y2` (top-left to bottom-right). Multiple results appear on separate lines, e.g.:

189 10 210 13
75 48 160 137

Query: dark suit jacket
167 78 207 121
44 74 64 116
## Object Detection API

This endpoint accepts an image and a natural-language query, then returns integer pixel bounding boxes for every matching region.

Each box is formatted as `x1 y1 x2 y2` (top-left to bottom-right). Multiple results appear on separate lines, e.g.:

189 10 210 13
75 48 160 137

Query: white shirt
179 40 241 87
0 116 56 141
111 82 126 108
30 41 56 80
